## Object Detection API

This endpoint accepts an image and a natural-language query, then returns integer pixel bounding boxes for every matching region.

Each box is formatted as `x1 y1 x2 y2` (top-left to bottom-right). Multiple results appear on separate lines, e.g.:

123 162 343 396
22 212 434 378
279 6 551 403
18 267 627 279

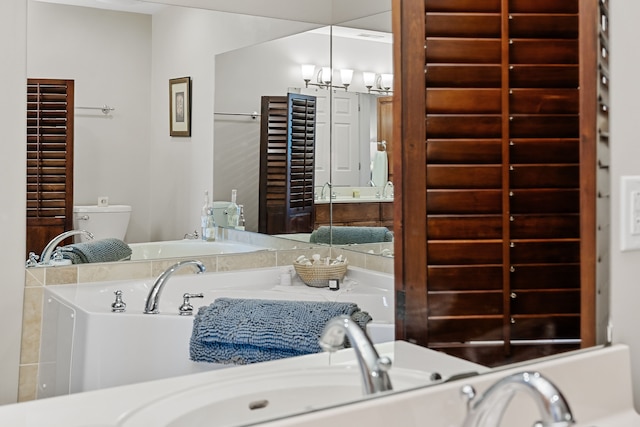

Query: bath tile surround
18 231 393 401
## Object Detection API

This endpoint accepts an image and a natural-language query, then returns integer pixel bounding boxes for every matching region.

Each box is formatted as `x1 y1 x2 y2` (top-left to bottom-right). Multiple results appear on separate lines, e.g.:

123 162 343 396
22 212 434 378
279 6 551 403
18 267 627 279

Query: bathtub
128 239 267 260
38 266 394 398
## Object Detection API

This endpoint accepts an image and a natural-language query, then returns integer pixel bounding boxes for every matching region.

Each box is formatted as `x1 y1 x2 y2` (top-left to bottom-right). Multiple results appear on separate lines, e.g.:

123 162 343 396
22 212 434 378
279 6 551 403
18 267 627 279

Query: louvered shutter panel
26 79 74 256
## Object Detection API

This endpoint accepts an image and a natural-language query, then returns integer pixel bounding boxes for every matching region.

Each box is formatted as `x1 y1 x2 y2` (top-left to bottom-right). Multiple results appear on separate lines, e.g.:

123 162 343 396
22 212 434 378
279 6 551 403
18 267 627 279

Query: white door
300 88 360 187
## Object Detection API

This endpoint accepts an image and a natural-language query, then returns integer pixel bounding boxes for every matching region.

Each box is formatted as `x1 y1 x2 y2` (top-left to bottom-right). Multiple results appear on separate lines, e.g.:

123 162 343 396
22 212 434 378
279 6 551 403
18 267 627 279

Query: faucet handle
376 356 392 372
111 290 126 313
179 293 204 315
26 252 40 267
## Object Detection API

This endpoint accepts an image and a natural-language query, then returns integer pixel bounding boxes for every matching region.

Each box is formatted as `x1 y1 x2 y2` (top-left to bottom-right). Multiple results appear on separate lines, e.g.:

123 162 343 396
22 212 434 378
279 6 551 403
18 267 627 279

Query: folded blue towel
59 238 132 264
309 226 393 245
190 298 372 365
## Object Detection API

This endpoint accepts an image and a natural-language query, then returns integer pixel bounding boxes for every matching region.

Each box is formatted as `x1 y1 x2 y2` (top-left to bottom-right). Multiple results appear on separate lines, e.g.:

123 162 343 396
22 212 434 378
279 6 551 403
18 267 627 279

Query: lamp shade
320 66 332 84
340 69 354 85
363 71 376 87
301 64 316 81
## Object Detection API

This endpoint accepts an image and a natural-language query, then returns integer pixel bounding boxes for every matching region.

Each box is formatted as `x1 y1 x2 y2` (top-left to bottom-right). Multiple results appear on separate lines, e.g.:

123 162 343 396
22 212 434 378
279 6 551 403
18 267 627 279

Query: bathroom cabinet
259 93 316 235
314 201 394 230
393 0 609 366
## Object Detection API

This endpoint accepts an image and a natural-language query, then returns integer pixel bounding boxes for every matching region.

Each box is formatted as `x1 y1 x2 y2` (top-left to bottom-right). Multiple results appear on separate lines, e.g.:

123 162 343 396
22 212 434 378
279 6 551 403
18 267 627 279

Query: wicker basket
293 262 348 288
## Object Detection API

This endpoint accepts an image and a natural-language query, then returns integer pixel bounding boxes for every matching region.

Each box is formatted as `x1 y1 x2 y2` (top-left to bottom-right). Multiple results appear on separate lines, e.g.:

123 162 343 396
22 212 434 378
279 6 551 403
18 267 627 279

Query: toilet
72 205 132 243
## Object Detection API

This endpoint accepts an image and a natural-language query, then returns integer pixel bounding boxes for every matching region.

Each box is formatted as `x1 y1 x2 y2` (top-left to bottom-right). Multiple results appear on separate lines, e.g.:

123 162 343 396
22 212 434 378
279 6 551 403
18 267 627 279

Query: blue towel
59 238 132 264
190 298 372 365
309 226 393 245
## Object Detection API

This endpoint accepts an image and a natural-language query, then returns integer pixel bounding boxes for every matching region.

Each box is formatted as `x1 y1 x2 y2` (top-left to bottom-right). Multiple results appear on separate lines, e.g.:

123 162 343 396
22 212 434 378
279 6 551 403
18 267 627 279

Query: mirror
23 0 605 425
213 15 393 246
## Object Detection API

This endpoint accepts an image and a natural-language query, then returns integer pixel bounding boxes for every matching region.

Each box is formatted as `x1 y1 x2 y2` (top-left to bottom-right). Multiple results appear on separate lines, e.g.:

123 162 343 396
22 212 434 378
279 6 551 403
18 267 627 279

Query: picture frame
169 77 191 137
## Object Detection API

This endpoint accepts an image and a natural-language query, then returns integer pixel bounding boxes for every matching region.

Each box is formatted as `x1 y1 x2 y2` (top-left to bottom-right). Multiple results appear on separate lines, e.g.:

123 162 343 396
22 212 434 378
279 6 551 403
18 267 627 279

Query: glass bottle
227 189 240 228
200 190 210 240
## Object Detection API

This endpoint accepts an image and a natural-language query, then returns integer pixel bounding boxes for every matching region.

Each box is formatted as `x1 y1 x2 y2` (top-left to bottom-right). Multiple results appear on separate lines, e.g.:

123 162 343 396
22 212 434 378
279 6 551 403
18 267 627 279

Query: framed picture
169 77 191 137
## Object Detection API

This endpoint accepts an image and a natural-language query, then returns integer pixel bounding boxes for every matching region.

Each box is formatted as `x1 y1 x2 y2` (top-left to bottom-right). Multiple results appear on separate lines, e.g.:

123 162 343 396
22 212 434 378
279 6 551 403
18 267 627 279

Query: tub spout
144 260 206 314
460 371 575 427
319 315 393 395
39 229 94 265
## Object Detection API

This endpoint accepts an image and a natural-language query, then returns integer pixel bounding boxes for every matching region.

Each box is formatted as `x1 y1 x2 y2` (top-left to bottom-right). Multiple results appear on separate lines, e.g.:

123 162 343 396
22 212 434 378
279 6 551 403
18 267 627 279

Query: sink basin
117 365 436 427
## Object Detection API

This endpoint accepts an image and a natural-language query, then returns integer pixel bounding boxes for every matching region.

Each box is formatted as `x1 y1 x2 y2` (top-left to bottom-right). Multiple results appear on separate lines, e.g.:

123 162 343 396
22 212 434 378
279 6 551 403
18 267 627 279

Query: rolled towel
309 226 393 245
59 238 132 264
190 298 372 365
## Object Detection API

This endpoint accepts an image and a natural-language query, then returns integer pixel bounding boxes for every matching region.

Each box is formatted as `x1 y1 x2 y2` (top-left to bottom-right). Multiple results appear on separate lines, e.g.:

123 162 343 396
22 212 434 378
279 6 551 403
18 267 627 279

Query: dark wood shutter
259 93 316 234
394 0 602 367
26 79 74 257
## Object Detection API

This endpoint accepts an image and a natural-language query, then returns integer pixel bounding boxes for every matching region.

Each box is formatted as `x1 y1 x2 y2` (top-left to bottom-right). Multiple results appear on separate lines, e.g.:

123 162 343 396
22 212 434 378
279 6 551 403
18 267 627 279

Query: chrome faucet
382 181 394 198
319 315 393 395
37 229 94 265
460 371 575 427
144 260 206 314
320 182 332 200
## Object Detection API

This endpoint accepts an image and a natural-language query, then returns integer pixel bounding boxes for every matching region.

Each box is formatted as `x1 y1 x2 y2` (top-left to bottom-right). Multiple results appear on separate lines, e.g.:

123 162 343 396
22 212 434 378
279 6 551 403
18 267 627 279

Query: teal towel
60 238 132 264
190 298 372 365
309 226 393 245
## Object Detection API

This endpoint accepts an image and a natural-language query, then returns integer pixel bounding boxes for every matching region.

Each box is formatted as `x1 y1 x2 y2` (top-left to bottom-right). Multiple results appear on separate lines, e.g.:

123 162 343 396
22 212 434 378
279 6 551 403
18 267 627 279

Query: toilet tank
72 205 132 243
212 201 231 227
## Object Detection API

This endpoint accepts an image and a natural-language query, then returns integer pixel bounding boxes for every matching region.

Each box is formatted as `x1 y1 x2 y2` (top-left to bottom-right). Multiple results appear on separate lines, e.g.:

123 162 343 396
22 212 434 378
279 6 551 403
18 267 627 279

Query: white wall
610 0 640 410
27 1 152 243
148 7 321 240
0 0 26 405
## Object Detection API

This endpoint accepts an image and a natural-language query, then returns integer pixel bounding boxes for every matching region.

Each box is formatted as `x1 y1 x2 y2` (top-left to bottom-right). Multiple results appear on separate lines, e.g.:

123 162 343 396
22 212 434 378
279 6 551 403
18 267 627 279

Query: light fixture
320 67 332 85
362 71 376 92
300 64 392 93
340 69 353 90
301 64 316 87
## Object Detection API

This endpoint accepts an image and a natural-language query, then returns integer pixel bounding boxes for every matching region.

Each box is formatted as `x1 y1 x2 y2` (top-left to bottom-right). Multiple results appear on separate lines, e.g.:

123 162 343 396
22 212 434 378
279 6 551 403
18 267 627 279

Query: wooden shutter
259 93 316 234
394 0 600 367
26 79 74 257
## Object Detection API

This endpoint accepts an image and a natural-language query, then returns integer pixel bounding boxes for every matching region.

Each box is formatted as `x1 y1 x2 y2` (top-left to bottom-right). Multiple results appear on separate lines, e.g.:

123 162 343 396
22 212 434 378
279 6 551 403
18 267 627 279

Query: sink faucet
460 371 575 427
144 260 206 314
320 182 332 200
382 181 394 198
319 315 393 395
37 229 94 265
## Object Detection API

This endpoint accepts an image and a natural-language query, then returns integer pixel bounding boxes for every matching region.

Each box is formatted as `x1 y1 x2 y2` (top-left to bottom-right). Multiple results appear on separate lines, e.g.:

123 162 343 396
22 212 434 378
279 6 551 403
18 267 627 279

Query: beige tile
217 251 277 271
150 257 217 277
276 247 331 266
77 261 152 283
44 265 78 285
365 254 394 274
18 364 38 402
20 287 44 365
25 268 45 287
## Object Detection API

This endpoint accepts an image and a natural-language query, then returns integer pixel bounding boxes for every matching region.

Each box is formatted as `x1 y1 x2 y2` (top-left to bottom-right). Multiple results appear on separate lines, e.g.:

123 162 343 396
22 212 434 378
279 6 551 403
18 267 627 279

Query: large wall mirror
24 0 609 425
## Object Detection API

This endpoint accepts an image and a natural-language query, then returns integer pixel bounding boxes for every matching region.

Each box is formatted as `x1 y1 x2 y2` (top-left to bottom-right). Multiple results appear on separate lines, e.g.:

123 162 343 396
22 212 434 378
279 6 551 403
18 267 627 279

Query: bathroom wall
609 0 640 410
148 7 320 241
0 0 27 405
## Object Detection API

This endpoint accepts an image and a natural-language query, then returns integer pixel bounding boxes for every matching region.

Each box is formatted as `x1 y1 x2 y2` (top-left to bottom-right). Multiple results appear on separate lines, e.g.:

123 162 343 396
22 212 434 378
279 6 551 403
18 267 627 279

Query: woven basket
293 262 348 288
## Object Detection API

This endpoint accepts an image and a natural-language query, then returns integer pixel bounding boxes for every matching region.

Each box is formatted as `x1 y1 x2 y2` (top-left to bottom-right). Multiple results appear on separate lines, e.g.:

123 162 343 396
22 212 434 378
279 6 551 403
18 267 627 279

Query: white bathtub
38 267 394 398
128 239 268 260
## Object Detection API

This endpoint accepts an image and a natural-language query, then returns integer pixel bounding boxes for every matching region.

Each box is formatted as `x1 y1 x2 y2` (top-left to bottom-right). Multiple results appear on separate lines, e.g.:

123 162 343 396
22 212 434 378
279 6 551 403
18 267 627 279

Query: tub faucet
319 315 393 395
382 181 394 198
460 371 575 427
144 260 206 314
37 229 94 265
320 182 332 200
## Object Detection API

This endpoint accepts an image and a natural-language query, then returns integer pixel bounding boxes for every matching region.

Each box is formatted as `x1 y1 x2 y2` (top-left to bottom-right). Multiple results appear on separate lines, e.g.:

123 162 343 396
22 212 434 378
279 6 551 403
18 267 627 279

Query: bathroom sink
117 365 436 427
